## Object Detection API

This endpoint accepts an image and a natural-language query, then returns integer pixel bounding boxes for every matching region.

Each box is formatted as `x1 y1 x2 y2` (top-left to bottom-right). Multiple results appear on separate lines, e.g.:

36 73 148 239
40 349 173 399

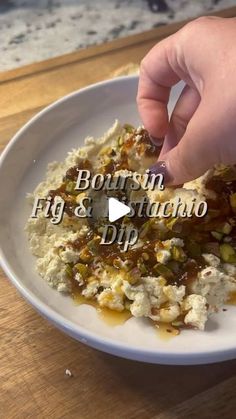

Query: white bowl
1 76 236 365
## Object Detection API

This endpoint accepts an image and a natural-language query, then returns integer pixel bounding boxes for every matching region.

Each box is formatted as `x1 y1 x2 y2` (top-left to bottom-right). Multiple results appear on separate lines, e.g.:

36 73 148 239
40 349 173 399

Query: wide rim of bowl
1 75 236 365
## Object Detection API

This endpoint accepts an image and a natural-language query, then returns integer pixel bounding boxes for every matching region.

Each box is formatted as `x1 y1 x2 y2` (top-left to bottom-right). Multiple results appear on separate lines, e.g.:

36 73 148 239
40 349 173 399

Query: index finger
137 35 182 139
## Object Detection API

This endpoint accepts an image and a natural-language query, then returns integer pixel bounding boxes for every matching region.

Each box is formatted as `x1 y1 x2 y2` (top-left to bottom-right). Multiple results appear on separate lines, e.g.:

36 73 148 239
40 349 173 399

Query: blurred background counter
0 0 235 71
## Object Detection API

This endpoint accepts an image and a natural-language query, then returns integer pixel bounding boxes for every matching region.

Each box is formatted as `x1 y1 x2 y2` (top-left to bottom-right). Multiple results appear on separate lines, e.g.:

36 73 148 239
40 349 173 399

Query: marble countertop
0 0 235 72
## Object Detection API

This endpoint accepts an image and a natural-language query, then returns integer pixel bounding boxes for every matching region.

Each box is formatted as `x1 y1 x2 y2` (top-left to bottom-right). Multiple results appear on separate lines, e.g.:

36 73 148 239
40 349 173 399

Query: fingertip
149 160 173 185
138 98 169 138
149 135 164 146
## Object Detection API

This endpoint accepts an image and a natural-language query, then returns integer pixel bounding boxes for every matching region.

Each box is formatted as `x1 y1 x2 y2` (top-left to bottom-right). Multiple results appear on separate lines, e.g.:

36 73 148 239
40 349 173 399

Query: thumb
150 102 222 185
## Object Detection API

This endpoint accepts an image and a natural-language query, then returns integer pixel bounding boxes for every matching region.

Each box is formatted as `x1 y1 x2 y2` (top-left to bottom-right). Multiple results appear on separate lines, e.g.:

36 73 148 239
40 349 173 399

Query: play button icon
108 197 130 222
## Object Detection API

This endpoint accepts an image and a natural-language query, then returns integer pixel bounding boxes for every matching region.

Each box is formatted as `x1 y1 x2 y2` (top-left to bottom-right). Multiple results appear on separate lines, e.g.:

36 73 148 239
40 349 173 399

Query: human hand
137 17 236 185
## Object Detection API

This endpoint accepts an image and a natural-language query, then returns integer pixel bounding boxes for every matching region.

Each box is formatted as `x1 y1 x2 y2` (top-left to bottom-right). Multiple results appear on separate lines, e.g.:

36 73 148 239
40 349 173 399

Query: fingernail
149 160 172 185
150 135 164 146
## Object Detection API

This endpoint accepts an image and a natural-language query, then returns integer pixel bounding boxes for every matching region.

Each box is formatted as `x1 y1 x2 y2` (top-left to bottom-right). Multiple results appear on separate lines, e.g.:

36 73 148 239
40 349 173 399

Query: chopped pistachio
137 259 148 274
217 166 236 181
124 123 134 133
166 218 183 233
216 222 232 235
211 231 223 241
166 217 176 228
74 263 90 279
99 146 112 156
220 243 236 263
79 247 92 263
126 268 141 284
97 226 104 235
87 237 100 255
122 260 134 272
118 136 124 146
153 263 174 280
65 181 77 195
171 246 187 262
140 220 151 238
65 264 73 277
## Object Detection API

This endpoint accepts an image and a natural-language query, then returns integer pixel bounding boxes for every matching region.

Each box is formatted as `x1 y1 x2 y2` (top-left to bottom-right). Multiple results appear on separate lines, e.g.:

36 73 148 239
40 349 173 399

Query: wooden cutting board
1 7 236 419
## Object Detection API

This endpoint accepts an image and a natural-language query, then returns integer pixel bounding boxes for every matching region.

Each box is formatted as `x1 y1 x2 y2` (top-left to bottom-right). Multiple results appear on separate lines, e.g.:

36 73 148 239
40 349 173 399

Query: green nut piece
87 238 100 255
166 218 183 233
171 246 187 262
220 243 236 263
216 222 232 235
74 263 90 279
65 181 77 195
137 259 148 274
211 231 223 241
65 264 73 277
117 136 124 146
124 123 135 133
153 263 174 280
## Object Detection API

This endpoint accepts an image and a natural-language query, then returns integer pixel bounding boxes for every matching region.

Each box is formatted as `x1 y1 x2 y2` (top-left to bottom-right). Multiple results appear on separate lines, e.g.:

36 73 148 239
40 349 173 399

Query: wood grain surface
1 7 236 419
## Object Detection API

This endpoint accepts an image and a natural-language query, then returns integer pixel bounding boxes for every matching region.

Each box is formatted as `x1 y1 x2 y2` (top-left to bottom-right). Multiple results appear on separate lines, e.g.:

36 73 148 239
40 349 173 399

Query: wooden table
1 7 236 419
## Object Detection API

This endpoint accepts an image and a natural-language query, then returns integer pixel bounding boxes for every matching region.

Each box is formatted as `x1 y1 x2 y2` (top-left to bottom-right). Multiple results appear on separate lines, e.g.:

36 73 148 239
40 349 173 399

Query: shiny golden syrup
155 322 180 340
73 292 179 336
73 291 131 326
97 307 131 326
227 291 236 305
73 292 178 337
73 292 97 308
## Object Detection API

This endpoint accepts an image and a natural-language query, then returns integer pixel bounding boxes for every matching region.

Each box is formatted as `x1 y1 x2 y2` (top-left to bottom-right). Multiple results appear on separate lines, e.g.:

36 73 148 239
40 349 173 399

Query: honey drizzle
155 322 180 340
227 291 236 305
73 291 179 338
73 292 131 326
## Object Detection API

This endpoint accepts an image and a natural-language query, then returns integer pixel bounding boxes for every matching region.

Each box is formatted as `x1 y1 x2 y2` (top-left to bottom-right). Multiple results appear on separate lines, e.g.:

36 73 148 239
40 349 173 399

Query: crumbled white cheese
123 282 151 318
156 249 171 264
163 238 184 249
191 267 230 309
65 369 73 377
163 285 185 303
141 276 168 307
123 278 186 323
36 250 70 291
60 248 80 264
75 273 84 286
183 294 208 330
26 121 236 332
223 263 236 277
136 126 143 134
81 280 99 299
159 304 181 323
184 170 216 200
202 253 221 268
97 289 124 311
